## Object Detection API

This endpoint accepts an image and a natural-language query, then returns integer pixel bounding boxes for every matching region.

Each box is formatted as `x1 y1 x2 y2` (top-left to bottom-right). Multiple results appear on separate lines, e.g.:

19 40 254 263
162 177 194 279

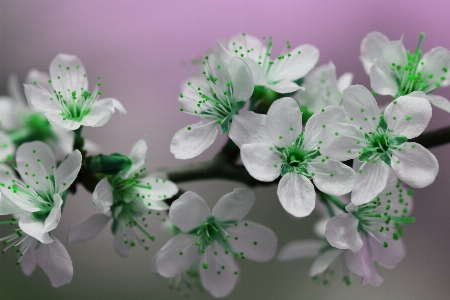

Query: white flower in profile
171 54 254 159
217 33 319 93
239 97 356 217
68 139 178 256
0 219 73 288
321 85 438 205
360 32 450 112
152 189 277 298
325 172 414 286
277 198 348 285
294 62 353 118
0 142 81 243
24 54 126 131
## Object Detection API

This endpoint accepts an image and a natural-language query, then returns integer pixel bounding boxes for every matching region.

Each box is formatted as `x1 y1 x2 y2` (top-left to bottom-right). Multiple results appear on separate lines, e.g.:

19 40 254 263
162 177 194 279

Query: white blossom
0 142 81 243
24 54 126 131
360 32 450 112
152 189 277 298
325 171 413 286
321 85 439 205
171 54 254 159
238 97 356 217
68 139 178 256
217 33 319 93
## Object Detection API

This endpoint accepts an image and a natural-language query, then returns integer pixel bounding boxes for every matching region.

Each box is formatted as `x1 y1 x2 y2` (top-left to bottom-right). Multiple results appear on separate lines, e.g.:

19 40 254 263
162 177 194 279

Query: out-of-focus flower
239 97 356 217
68 139 178 256
325 172 414 286
152 189 277 298
0 142 81 243
24 54 126 131
360 32 450 112
321 85 438 205
171 54 254 159
218 33 319 93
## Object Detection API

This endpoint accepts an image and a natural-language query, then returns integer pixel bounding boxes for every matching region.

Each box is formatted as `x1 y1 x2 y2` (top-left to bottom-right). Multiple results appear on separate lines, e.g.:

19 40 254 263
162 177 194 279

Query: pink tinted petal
351 158 390 205
277 240 327 261
325 213 362 253
68 213 111 243
309 248 343 277
343 85 380 132
212 188 255 222
345 242 384 286
169 191 211 232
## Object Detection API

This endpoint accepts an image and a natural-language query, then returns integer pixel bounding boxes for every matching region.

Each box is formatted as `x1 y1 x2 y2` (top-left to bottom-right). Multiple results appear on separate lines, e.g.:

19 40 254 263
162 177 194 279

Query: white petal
155 234 199 278
228 57 254 101
241 143 282 182
0 132 14 164
427 94 450 113
0 97 22 130
44 112 80 131
212 188 255 221
43 194 63 232
420 47 450 87
229 112 271 148
227 220 277 262
135 176 178 202
226 33 266 63
0 195 26 215
169 191 211 232
370 59 398 96
304 105 348 150
170 121 218 160
325 214 362 252
277 172 315 217
20 239 38 276
178 77 210 112
381 38 408 67
16 141 56 190
19 215 53 244
345 237 383 286
277 240 327 261
271 44 319 82
343 85 380 132
68 213 111 243
24 84 60 113
268 80 302 94
56 150 82 192
309 158 356 196
384 95 432 139
49 54 88 100
0 186 40 213
80 99 115 127
266 97 303 146
242 57 267 86
320 123 366 161
92 178 114 213
309 248 343 277
391 142 438 188
368 233 406 269
36 236 73 288
200 242 239 298
113 222 132 257
351 158 390 205
119 139 147 179
360 32 390 74
337 72 354 93
111 98 126 114
8 74 27 105
26 69 51 88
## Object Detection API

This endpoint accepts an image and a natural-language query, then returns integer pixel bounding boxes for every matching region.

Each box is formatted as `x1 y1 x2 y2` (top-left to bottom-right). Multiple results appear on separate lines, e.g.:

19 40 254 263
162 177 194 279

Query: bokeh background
0 0 449 299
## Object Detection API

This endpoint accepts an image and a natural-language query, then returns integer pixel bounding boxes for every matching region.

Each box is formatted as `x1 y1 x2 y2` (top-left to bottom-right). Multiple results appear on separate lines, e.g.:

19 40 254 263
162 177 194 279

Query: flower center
278 133 320 177
389 33 448 95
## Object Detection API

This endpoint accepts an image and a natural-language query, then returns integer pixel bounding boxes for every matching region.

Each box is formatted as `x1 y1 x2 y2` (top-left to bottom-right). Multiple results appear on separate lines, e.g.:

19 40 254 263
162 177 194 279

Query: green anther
383 242 388 248
406 116 412 121
202 263 208 270
393 233 399 240
443 67 448 73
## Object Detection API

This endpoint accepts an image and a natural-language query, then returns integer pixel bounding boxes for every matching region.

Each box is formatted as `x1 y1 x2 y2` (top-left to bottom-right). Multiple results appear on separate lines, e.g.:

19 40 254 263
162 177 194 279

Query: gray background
0 0 449 299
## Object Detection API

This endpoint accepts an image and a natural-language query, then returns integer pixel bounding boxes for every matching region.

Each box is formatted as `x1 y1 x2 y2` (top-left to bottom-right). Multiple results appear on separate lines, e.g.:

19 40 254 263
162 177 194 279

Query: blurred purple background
1 0 449 299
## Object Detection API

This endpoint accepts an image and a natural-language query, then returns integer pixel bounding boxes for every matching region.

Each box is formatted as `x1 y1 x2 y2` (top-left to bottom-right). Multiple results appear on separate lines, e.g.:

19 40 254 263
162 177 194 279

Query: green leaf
380 153 391 167
390 136 408 147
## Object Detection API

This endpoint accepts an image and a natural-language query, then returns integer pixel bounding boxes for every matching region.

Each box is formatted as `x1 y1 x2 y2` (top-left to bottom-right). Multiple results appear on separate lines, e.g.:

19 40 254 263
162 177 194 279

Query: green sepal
219 117 231 134
111 219 119 235
293 77 305 87
89 153 132 175
378 115 387 131
300 107 315 125
380 153 391 167
280 164 290 176
358 150 374 162
390 136 408 147
233 100 247 112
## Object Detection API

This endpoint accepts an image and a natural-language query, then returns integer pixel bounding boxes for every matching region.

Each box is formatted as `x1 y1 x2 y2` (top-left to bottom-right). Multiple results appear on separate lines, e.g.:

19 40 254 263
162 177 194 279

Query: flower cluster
0 31 447 298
